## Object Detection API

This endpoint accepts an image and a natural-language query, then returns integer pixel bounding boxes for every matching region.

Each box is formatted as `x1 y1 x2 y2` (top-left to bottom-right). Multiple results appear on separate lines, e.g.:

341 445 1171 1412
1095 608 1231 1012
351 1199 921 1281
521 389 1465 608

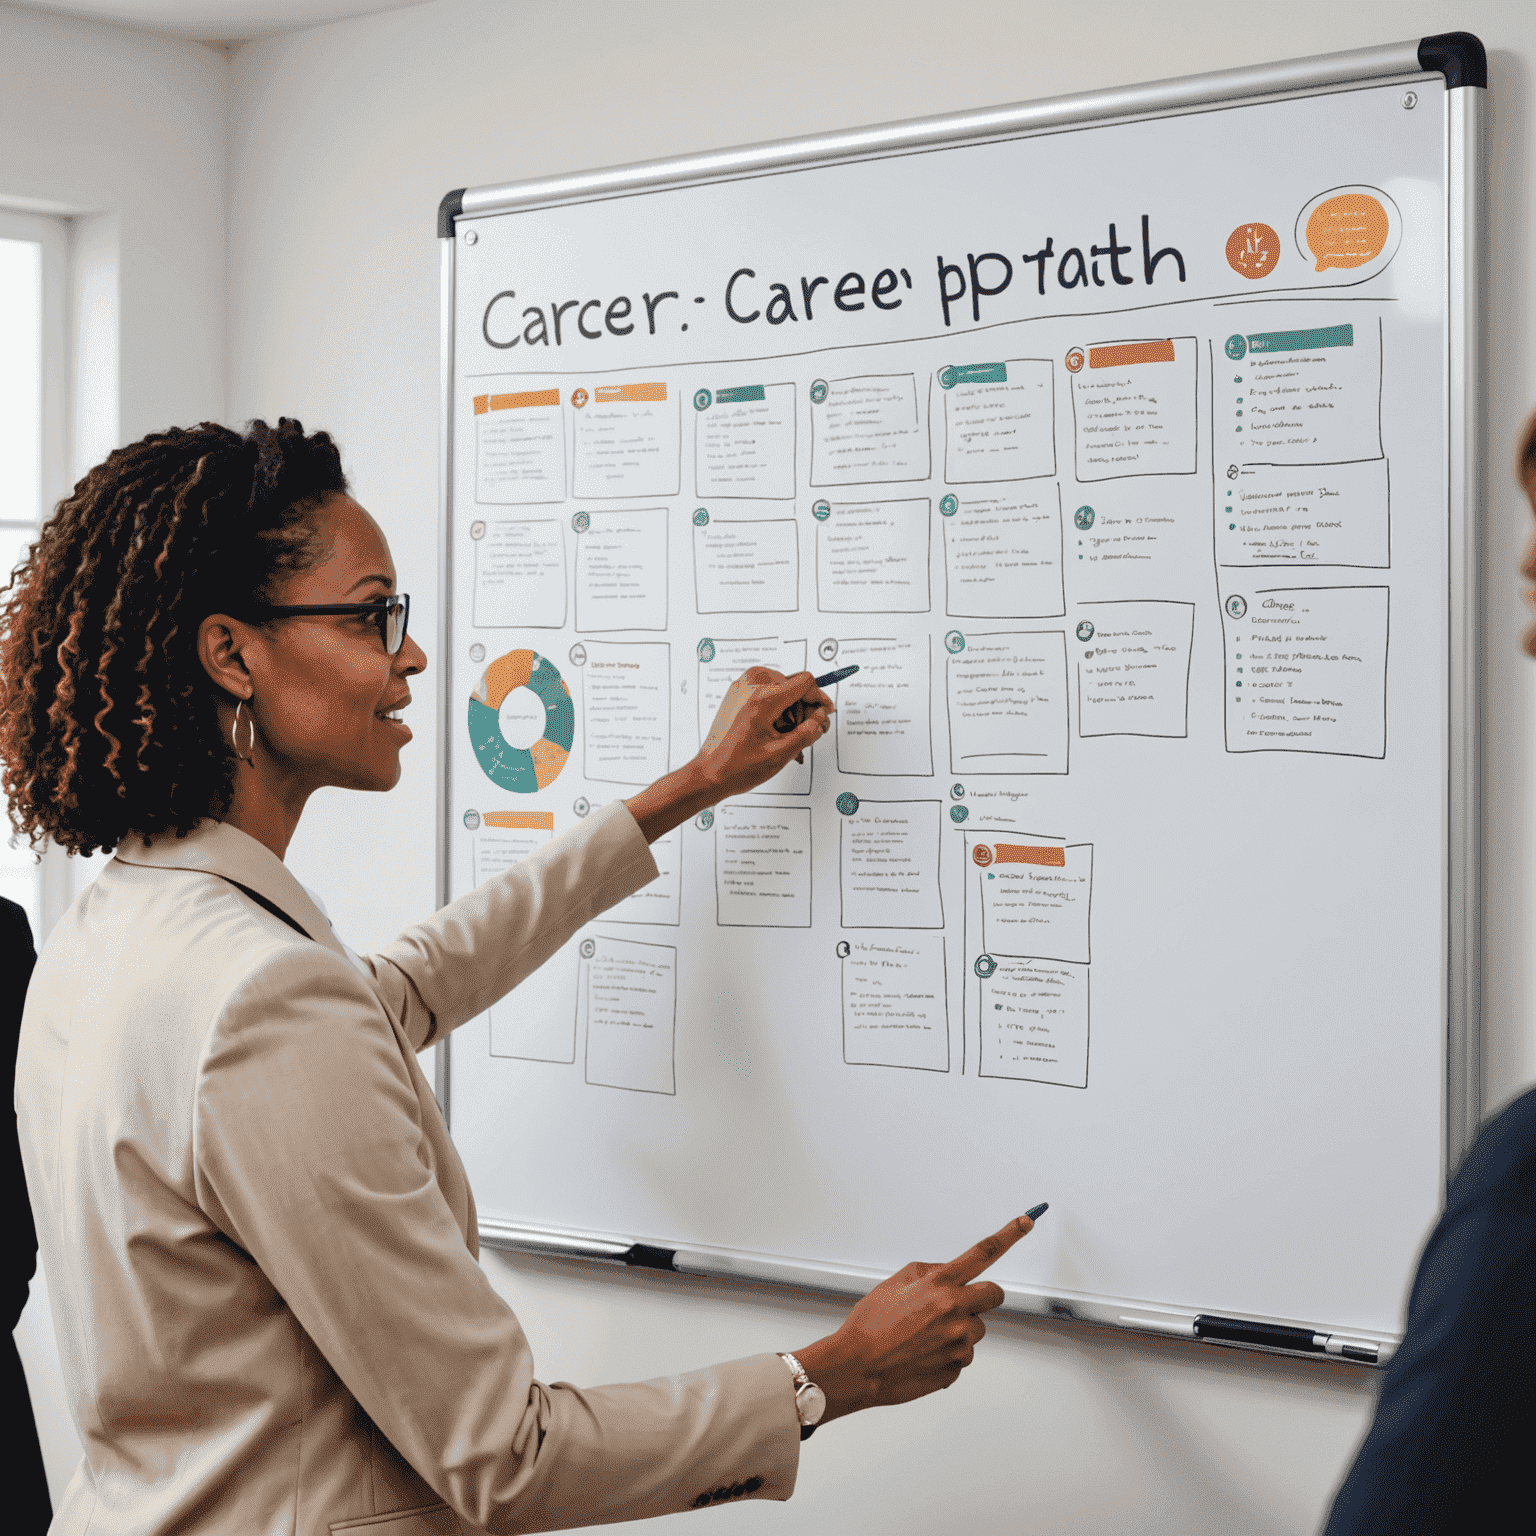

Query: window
1 210 67 941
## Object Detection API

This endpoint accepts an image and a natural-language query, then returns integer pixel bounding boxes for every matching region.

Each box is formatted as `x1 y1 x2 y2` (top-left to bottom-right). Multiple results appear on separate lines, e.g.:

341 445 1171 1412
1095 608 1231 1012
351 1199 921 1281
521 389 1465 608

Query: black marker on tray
773 665 859 734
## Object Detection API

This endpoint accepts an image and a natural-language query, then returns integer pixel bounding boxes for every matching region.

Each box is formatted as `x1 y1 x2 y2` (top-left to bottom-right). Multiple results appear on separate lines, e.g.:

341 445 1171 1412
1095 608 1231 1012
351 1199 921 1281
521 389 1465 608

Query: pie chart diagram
468 648 574 793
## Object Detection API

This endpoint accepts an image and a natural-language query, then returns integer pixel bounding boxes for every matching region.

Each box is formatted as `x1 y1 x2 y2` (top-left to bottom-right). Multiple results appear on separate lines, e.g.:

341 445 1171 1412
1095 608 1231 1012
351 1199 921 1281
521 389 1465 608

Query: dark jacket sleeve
2 897 39 1332
1323 1086 1536 1536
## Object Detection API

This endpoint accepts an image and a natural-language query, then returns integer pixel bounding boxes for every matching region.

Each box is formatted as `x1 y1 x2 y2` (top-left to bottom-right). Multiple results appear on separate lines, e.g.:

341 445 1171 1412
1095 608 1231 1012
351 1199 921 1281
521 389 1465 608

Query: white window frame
1 208 75 942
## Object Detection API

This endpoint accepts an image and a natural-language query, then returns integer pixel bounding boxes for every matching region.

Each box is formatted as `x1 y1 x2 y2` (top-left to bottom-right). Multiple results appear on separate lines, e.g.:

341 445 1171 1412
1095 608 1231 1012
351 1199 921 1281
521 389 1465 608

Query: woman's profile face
250 493 427 794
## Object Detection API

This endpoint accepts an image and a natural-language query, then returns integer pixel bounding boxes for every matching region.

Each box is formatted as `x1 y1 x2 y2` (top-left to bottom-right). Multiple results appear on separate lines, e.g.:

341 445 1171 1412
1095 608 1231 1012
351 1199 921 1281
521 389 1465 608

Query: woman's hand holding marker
625 667 833 843
699 667 834 786
773 664 859 734
792 1210 1042 1424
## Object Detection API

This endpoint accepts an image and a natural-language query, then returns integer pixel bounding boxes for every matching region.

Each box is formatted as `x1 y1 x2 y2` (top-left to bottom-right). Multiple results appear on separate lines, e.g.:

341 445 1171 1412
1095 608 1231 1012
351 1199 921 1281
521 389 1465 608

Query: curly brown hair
0 418 348 856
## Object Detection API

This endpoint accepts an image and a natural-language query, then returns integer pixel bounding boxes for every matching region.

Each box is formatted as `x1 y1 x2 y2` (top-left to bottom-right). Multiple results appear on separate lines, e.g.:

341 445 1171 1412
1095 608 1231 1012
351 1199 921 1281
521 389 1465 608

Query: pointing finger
934 1214 1034 1285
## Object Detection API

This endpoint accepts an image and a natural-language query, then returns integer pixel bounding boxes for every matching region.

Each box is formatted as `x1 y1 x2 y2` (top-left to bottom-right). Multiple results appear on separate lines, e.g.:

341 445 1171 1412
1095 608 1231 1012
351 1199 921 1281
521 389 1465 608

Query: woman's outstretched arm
360 668 832 1051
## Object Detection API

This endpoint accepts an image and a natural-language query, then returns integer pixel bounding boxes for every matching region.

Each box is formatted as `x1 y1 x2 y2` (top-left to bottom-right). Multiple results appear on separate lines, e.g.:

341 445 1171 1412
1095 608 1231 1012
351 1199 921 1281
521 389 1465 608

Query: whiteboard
437 39 1485 1360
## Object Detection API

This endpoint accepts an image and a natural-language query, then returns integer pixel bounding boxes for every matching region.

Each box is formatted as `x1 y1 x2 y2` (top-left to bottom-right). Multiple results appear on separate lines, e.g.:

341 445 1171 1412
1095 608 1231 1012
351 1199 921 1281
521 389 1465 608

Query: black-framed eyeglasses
242 593 411 654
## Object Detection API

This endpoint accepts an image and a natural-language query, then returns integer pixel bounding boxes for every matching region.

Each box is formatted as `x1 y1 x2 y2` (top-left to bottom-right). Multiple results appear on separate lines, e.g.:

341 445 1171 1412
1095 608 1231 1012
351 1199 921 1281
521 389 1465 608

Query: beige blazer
17 803 798 1535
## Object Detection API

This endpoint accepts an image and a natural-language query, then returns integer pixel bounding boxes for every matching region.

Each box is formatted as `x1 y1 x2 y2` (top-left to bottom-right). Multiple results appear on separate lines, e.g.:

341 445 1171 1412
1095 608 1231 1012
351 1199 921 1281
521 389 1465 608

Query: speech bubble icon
1305 192 1389 271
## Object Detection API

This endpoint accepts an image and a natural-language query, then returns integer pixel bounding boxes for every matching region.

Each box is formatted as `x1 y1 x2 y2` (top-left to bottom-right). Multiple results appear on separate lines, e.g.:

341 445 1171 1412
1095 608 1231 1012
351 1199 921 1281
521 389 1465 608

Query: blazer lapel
113 821 353 965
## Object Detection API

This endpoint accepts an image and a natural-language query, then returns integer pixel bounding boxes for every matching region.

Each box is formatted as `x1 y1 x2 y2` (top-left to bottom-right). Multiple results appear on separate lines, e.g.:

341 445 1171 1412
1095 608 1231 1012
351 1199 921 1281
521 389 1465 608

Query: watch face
796 1381 828 1426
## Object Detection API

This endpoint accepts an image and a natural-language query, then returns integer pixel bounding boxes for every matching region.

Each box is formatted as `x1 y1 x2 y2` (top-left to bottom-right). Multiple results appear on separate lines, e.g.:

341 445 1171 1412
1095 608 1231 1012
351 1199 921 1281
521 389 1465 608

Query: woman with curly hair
3 419 1029 1536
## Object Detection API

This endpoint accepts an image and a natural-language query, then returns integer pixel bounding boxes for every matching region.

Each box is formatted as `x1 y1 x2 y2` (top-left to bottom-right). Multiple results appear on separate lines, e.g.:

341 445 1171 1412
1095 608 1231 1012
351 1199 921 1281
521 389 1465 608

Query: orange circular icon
1064 347 1085 373
571 388 589 408
1226 223 1280 280
972 844 993 867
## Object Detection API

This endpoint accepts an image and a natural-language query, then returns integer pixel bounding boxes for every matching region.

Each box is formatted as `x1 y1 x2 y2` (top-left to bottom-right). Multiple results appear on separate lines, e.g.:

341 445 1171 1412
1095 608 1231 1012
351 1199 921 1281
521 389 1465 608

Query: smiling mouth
376 709 408 723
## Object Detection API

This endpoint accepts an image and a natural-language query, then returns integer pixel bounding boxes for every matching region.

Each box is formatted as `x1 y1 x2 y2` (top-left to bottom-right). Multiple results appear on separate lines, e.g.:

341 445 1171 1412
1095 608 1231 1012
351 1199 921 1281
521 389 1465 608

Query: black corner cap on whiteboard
1418 32 1487 90
438 187 466 239
623 1243 678 1272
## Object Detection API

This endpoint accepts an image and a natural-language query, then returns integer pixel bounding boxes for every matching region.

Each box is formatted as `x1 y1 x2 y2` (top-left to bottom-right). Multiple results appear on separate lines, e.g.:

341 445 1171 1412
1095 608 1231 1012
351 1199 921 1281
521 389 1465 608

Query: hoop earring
232 697 256 767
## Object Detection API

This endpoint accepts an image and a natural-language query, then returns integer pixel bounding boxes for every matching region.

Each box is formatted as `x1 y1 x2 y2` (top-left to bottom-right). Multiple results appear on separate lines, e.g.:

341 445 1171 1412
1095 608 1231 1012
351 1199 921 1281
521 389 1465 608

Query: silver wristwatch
778 1352 826 1440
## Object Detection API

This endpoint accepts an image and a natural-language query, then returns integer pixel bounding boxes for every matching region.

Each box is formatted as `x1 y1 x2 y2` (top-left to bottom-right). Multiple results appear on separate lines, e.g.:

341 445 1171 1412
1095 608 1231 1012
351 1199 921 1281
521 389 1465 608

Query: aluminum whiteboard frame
435 40 1486 1363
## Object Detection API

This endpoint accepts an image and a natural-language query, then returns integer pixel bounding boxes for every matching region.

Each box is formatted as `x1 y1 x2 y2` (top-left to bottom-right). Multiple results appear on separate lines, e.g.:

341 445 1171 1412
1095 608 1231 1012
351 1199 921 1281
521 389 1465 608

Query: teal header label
715 384 767 404
1246 324 1354 355
939 362 1008 389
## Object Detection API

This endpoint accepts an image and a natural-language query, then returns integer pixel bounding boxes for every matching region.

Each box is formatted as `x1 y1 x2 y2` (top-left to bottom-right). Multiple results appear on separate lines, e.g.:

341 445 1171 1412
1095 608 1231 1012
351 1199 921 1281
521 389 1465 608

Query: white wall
0 3 226 447
0 2 229 1504
9 0 1536 1529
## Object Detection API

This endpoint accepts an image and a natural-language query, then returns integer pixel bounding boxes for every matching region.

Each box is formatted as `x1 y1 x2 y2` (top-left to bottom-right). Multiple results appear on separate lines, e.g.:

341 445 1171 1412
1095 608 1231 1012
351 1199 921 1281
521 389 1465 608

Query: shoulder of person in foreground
0 894 33 938
194 936 799 1533
2 894 36 1052
2 895 39 1331
1322 1084 1536 1536
1 895 35 999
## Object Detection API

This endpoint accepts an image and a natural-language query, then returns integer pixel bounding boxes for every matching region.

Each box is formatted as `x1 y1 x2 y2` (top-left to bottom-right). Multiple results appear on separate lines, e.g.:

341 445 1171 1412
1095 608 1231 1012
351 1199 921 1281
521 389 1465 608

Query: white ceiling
9 0 430 43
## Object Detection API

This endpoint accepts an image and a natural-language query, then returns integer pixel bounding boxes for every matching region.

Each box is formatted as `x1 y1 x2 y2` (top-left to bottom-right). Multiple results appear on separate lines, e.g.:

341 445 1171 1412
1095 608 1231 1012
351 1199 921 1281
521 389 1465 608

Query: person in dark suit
1322 1087 1536 1534
3 895 51 1532
1323 416 1536 1535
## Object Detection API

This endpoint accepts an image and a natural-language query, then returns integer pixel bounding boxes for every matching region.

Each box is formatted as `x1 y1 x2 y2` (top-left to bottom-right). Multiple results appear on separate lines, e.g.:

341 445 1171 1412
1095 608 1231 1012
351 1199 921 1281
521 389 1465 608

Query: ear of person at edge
195 489 1037 1425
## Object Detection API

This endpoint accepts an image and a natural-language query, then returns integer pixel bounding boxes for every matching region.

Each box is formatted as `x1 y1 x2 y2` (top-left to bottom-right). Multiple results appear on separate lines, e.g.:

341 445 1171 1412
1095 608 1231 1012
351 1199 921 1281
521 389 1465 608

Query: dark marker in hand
813 665 860 689
773 665 859 734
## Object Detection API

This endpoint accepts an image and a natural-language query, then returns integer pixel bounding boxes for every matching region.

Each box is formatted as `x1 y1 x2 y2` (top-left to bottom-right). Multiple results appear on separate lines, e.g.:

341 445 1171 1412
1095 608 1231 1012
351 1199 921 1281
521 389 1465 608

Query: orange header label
488 388 561 411
993 844 1067 867
483 810 555 831
1089 340 1176 370
594 382 667 403
473 394 489 415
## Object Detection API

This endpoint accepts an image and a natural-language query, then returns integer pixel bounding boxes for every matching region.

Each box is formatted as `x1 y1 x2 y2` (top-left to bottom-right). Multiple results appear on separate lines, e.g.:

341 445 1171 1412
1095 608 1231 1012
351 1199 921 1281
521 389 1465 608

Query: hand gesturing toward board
698 667 833 791
791 1214 1036 1422
625 667 832 844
